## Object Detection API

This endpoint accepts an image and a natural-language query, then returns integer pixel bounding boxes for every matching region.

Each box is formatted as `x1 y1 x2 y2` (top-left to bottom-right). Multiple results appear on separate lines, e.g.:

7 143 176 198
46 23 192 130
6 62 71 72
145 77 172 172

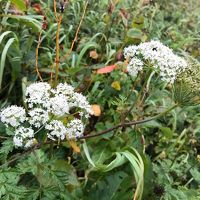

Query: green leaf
127 28 143 39
10 0 26 11
0 169 26 199
0 139 14 162
1 15 43 32
190 168 200 183
83 171 128 200
0 31 12 44
132 15 145 29
160 127 174 139
0 37 16 89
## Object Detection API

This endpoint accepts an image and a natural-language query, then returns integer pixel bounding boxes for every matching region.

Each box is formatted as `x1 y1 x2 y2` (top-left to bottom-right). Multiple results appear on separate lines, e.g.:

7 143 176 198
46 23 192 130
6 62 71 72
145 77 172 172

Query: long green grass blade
0 38 15 89
0 31 12 44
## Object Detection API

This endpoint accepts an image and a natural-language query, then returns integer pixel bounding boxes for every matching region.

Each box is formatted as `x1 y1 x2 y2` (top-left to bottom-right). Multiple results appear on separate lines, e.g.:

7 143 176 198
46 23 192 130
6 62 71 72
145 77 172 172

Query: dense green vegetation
0 0 200 199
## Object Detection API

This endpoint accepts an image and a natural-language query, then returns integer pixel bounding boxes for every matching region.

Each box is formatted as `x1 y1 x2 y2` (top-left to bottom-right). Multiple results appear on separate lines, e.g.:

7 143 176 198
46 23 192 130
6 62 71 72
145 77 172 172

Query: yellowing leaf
91 104 101 116
68 140 80 153
33 138 38 145
111 81 121 91
11 0 26 11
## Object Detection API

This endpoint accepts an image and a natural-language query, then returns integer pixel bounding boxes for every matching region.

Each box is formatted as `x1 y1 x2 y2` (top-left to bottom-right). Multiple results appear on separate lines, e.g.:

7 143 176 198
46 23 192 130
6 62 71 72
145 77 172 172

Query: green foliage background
0 0 200 199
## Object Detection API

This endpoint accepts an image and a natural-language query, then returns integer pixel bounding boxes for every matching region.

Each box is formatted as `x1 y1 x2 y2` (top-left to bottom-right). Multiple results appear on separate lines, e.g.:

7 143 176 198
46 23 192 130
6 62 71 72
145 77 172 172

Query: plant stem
54 15 62 86
0 136 9 140
52 0 63 87
122 69 154 122
79 104 178 139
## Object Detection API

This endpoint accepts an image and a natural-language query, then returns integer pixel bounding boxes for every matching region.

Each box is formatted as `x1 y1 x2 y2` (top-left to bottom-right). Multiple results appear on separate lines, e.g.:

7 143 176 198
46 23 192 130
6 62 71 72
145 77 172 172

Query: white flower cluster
28 108 49 128
45 119 84 140
0 106 26 127
45 120 67 141
0 82 93 148
66 119 84 139
25 82 51 108
124 40 188 83
14 127 35 148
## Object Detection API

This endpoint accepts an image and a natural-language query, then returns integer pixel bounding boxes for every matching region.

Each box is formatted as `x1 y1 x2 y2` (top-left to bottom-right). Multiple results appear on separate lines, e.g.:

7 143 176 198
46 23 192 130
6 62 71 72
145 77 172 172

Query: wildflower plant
0 0 199 199
0 82 93 148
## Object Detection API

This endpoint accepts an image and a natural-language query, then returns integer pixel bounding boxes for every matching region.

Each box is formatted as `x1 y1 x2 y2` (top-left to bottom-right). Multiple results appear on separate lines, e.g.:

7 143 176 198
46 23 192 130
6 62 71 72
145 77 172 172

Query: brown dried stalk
54 15 63 86
51 0 63 86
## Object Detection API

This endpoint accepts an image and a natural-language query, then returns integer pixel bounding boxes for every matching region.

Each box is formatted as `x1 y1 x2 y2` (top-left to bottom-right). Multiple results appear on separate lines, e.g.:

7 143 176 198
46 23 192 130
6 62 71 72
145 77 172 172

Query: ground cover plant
0 0 200 199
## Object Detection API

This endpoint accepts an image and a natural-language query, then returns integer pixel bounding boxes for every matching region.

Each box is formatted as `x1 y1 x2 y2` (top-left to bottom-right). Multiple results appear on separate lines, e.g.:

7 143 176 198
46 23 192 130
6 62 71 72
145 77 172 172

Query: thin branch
35 31 43 81
0 145 39 168
53 0 58 21
61 0 89 62
54 15 63 86
52 0 63 86
0 136 9 140
79 104 178 139
122 70 154 121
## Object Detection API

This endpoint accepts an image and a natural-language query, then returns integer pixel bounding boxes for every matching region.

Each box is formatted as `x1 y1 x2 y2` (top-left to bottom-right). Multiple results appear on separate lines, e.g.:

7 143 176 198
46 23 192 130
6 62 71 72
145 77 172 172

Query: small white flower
0 106 26 127
13 135 23 147
49 94 69 116
52 82 74 97
127 58 143 77
15 127 34 139
25 82 51 108
28 108 49 128
14 127 35 148
52 83 93 116
24 139 35 148
66 119 84 139
45 120 66 140
124 45 139 59
70 92 94 115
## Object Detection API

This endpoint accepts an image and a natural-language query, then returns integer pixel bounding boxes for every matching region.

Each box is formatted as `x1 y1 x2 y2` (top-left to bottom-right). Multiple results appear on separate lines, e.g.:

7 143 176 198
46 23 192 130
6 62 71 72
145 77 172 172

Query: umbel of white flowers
124 40 188 83
0 82 93 148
